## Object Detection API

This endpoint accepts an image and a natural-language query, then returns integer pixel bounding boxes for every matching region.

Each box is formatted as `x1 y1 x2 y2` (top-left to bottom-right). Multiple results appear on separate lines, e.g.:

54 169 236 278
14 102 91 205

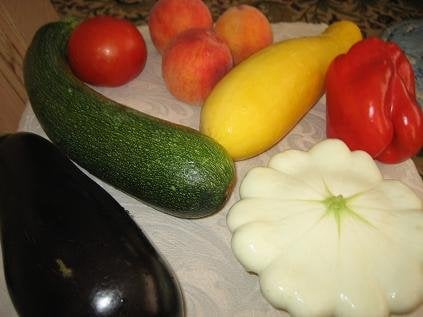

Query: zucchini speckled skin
0 132 184 317
23 19 235 218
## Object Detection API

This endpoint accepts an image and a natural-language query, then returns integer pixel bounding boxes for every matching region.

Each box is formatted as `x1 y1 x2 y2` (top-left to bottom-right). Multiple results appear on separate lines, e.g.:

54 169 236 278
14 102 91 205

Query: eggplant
0 132 184 317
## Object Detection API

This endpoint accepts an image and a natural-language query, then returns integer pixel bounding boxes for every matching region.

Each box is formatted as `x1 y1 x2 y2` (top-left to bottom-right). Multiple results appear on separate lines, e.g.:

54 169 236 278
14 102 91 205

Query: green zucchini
23 19 235 218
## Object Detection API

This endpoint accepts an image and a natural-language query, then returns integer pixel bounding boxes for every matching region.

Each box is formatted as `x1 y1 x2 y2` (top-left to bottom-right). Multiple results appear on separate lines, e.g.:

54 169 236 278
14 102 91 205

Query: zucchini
0 132 184 317
23 19 235 218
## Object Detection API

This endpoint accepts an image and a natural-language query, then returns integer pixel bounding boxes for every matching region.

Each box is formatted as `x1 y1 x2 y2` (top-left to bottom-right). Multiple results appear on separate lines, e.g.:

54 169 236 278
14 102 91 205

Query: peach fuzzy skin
162 28 233 105
214 4 273 65
148 0 213 54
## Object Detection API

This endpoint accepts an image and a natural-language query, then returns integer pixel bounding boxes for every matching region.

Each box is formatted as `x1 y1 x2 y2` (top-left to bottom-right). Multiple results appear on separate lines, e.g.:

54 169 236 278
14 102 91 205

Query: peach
148 0 213 54
162 28 233 105
214 5 273 65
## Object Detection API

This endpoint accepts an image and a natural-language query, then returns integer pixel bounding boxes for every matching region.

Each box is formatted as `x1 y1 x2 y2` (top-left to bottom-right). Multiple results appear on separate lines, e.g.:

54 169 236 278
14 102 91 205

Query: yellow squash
200 21 362 161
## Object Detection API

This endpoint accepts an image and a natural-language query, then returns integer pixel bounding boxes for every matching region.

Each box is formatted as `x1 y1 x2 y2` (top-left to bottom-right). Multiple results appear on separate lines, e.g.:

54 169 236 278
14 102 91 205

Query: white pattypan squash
227 139 423 317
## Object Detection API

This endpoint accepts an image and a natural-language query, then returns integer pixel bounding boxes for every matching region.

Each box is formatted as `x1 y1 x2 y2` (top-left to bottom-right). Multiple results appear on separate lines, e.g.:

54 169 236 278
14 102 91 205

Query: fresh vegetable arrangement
326 37 423 164
23 18 235 219
15 2 423 316
0 132 184 317
227 138 423 317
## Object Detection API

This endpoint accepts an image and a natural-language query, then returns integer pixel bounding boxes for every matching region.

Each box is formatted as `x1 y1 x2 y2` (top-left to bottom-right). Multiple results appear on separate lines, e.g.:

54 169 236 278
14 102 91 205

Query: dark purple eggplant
0 132 184 317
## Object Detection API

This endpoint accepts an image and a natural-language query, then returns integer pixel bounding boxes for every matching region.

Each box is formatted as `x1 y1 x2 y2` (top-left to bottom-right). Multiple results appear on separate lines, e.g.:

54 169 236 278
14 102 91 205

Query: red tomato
67 16 147 87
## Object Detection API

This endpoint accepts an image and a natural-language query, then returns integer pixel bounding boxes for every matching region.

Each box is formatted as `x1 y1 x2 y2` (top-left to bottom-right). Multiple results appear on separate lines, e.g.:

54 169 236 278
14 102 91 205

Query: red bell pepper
325 37 423 164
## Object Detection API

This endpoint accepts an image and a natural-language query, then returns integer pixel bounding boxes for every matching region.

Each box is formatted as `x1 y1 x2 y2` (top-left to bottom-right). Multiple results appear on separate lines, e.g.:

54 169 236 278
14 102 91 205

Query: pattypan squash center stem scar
322 194 374 235
325 195 347 214
323 195 348 235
